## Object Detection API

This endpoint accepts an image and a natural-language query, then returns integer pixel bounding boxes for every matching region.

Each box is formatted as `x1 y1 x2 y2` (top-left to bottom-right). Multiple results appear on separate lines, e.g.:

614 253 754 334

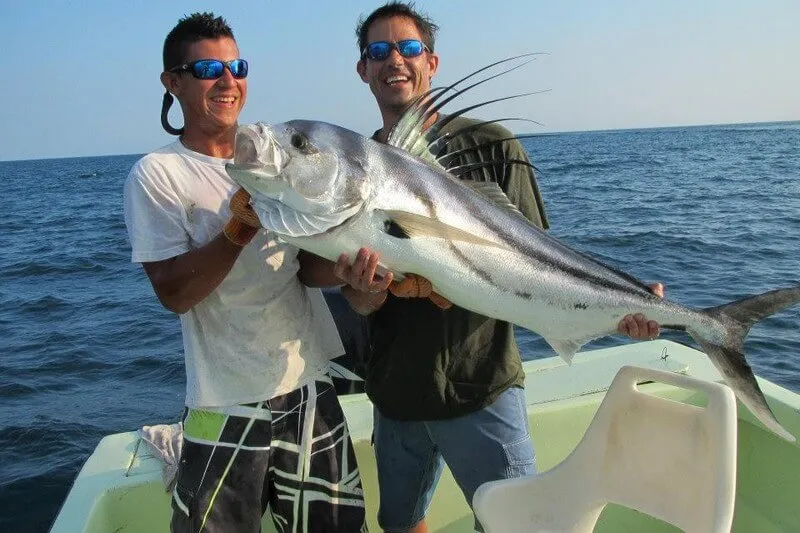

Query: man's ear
160 72 180 96
356 59 368 83
427 52 440 79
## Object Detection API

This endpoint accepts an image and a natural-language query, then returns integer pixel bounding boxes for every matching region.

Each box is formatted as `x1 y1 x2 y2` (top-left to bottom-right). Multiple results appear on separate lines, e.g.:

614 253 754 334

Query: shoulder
442 117 519 149
442 115 515 143
125 141 189 190
129 142 182 176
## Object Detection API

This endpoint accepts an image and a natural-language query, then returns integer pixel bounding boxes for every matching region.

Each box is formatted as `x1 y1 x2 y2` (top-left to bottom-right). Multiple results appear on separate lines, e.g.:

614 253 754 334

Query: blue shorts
373 386 536 531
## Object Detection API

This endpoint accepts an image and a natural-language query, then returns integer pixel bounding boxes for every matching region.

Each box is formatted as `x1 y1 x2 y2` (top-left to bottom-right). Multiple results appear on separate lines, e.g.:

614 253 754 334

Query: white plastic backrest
473 365 738 533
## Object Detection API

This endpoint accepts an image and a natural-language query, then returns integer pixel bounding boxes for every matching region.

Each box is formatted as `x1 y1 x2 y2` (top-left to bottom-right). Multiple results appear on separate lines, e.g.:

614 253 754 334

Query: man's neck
379 109 439 144
180 126 237 159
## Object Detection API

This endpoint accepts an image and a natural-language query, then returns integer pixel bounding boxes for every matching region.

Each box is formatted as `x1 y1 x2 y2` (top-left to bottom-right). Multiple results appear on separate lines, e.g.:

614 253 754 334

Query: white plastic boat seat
473 365 738 533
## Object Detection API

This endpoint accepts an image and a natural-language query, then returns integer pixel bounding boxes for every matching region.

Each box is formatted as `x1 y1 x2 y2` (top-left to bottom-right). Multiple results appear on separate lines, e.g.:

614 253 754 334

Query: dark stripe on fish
451 244 496 285
414 179 504 289
455 184 655 299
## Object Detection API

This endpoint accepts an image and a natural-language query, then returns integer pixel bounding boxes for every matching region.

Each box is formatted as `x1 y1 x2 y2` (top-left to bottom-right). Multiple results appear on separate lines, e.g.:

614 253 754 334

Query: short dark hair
163 12 235 71
355 1 439 56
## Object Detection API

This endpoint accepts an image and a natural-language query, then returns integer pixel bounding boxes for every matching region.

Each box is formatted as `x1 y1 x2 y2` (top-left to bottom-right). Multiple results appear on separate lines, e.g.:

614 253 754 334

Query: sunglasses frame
361 39 430 61
168 58 249 80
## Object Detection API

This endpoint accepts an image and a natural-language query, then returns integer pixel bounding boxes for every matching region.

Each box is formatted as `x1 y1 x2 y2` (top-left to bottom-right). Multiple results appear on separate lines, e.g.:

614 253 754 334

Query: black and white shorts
171 379 367 533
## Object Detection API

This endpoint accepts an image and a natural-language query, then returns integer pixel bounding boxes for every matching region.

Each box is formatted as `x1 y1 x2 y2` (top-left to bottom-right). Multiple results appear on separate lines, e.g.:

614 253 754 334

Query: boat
49 340 800 532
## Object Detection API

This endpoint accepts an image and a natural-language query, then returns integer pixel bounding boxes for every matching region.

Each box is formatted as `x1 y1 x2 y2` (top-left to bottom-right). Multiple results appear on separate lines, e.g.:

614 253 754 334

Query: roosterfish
226 57 800 442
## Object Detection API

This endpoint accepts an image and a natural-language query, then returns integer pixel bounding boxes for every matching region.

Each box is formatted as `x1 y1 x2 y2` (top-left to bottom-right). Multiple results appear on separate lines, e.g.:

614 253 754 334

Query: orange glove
223 188 261 246
389 273 453 310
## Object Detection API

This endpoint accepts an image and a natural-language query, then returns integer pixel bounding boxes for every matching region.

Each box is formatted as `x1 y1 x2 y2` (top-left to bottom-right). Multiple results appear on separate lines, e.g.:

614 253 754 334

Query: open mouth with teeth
385 75 410 86
211 96 237 106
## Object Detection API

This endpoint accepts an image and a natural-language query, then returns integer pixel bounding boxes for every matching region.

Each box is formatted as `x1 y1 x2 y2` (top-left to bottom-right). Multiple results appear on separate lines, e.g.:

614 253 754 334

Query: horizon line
2 118 798 164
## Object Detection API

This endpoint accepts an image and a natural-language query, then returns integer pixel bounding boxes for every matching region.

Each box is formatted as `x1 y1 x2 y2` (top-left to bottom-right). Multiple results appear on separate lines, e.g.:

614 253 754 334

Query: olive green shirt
366 116 548 421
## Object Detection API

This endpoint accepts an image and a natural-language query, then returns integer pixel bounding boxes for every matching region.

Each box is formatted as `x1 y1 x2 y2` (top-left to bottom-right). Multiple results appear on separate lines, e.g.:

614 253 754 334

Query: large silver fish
226 59 800 442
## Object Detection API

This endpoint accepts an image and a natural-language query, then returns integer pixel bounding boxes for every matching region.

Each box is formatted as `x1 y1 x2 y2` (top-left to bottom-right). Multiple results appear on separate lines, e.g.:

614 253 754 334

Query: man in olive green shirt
336 3 661 532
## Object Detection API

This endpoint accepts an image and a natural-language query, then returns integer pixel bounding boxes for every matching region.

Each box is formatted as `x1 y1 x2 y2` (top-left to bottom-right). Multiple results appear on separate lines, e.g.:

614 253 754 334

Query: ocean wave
77 170 102 178
0 382 39 398
2 257 117 278
11 294 68 312
544 160 621 173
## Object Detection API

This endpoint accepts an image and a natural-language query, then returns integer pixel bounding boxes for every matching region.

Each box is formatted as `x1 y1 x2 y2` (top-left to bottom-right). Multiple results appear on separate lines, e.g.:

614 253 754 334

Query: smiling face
161 37 247 155
357 15 439 128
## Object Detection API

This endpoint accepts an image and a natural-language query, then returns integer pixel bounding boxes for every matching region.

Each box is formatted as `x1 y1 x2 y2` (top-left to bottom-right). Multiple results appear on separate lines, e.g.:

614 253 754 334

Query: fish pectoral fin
543 338 584 365
381 210 504 248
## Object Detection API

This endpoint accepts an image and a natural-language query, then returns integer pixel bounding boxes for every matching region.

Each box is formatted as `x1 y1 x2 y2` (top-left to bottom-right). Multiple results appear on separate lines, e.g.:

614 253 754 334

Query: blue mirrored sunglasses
361 40 429 61
168 59 249 80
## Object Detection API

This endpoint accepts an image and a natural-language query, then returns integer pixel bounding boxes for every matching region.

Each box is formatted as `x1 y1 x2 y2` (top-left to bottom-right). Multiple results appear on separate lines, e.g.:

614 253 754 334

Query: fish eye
290 133 308 151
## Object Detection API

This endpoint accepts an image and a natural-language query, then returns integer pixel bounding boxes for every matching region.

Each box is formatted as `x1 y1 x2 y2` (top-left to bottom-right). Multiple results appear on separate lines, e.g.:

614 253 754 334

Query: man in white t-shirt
123 12 367 533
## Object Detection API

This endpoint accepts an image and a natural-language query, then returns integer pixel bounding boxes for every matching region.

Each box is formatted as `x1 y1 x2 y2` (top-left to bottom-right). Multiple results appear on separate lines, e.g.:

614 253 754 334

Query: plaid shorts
170 379 366 533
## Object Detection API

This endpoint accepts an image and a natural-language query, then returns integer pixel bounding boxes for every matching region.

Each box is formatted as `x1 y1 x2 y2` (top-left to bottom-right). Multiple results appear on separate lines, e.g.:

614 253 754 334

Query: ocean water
1 121 799 532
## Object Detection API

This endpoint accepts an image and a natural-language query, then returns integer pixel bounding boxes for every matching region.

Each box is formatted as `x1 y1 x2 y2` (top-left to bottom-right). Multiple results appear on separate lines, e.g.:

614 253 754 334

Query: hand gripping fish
226 57 800 442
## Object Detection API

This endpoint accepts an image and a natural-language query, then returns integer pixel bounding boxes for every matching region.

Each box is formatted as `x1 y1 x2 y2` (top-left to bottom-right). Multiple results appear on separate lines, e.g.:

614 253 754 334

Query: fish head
226 120 370 237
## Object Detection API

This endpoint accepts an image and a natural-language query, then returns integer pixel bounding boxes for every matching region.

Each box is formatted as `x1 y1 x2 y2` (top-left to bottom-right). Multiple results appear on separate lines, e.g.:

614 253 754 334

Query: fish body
225 65 800 442
240 122 693 340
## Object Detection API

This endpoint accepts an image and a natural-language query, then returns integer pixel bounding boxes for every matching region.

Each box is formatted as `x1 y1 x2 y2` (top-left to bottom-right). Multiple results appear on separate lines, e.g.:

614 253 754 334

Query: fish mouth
231 122 287 175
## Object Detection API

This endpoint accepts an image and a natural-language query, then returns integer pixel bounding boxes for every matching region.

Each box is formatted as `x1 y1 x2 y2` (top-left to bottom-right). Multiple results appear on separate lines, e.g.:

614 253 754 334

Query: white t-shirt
123 141 344 408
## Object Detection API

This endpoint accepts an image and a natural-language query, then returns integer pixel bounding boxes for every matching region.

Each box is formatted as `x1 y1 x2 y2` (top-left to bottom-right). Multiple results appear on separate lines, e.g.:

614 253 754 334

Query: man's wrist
223 218 258 247
341 285 386 315
230 188 262 227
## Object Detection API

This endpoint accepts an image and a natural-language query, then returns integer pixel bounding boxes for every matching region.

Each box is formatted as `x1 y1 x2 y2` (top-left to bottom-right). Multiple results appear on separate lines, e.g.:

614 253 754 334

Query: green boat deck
50 340 800 532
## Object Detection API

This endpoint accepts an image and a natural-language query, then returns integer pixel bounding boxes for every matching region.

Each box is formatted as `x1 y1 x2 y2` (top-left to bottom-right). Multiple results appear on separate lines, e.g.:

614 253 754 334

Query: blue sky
3 0 798 161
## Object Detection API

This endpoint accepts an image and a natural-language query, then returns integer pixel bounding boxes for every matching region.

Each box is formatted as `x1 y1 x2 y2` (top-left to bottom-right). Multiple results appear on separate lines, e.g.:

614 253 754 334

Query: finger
354 248 369 271
350 249 371 289
373 270 394 292
385 271 394 286
333 253 351 282
617 315 630 336
362 250 388 292
626 315 641 338
648 320 660 339
649 282 665 298
364 252 381 287
634 313 650 339
364 254 387 293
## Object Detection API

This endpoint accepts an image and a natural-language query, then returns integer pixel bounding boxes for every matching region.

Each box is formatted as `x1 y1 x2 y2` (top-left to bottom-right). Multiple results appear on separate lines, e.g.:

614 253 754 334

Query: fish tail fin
690 286 800 442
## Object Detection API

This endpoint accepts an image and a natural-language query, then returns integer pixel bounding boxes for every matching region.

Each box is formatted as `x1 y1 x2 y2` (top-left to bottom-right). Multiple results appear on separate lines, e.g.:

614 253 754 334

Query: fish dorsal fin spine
430 119 543 161
459 180 526 219
386 91 446 171
386 54 546 173
380 209 504 248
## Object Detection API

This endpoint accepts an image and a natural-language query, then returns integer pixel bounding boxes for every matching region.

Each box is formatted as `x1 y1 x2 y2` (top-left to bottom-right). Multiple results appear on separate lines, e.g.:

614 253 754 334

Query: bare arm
142 230 253 315
296 250 343 287
298 247 395 315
